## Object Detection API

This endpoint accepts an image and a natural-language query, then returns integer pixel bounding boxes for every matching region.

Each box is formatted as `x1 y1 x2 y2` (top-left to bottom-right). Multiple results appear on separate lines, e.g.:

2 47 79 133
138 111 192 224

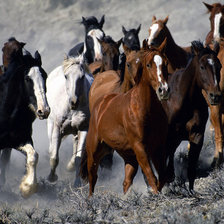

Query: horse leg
16 143 38 198
133 142 158 194
122 156 138 194
71 130 88 188
66 133 78 171
187 141 202 193
0 148 11 187
209 105 224 168
48 123 61 182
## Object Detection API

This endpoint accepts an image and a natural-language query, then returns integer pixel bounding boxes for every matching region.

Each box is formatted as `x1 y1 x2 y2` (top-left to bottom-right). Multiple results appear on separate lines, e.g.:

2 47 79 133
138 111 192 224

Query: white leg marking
17 143 38 198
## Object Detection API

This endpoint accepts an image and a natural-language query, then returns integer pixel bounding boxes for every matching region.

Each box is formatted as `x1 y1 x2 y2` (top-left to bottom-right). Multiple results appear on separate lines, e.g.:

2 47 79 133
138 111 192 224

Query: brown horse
203 2 224 166
148 16 224 168
147 16 191 74
88 39 167 113
0 37 25 75
203 2 224 46
80 45 170 196
88 36 121 76
162 41 222 192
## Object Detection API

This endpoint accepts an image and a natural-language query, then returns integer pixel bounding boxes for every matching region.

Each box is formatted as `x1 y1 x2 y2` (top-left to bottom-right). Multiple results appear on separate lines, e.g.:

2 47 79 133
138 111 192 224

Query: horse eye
25 76 31 82
64 75 68 79
127 63 130 68
200 65 205 70
147 64 151 68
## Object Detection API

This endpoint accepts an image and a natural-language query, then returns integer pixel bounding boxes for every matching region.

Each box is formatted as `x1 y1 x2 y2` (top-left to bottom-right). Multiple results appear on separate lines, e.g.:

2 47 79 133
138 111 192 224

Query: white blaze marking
136 58 140 64
28 67 48 112
214 13 222 41
208 58 218 86
87 29 104 61
154 55 168 90
148 23 159 45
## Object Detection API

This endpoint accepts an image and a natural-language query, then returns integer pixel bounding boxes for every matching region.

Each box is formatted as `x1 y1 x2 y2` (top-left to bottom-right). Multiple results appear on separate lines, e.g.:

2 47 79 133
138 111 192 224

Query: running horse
46 54 93 187
0 40 50 198
0 37 25 75
80 42 170 196
88 35 122 76
68 15 105 64
203 2 224 166
147 15 224 168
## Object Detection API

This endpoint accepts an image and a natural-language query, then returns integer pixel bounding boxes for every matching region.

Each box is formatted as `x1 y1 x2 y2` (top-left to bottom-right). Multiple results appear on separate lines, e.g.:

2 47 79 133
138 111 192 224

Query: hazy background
0 0 218 200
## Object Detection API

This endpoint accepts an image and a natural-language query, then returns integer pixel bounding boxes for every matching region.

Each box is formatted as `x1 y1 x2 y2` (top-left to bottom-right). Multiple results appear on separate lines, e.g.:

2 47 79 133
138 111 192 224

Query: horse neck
120 66 133 93
164 27 189 71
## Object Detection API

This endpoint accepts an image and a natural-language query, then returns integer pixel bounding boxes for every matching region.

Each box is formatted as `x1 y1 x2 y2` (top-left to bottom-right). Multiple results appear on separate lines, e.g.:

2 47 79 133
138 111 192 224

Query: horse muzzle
157 86 170 101
37 107 50 120
208 91 222 105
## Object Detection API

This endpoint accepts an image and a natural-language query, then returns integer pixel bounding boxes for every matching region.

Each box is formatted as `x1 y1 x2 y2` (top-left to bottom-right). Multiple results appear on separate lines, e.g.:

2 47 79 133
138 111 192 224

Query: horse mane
63 55 90 74
103 35 116 44
8 37 17 42
191 40 215 58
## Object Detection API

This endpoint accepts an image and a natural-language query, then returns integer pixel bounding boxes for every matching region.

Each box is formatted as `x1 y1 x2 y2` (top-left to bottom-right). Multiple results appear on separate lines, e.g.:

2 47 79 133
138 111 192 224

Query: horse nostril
158 87 162 93
37 110 43 115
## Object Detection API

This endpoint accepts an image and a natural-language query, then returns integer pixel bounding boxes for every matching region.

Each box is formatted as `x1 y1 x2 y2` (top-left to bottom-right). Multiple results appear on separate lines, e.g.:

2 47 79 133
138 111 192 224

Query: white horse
46 54 93 186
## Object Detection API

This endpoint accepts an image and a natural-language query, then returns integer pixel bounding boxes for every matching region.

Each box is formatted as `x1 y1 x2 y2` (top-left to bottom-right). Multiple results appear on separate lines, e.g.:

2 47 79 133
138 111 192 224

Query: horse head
81 15 105 63
147 16 169 48
98 36 122 71
63 54 89 110
23 50 50 119
191 40 222 105
2 37 26 71
122 24 141 50
138 38 169 101
203 2 224 42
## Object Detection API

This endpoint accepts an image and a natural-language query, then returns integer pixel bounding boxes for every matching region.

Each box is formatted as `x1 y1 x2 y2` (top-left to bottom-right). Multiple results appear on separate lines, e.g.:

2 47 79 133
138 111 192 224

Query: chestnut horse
88 36 122 76
203 2 224 46
162 41 222 192
203 2 224 166
80 45 170 196
147 16 191 74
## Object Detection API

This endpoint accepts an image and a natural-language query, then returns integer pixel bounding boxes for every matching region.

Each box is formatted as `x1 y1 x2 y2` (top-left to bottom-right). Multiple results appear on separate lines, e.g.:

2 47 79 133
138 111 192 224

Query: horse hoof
20 182 38 198
74 178 81 188
47 173 58 182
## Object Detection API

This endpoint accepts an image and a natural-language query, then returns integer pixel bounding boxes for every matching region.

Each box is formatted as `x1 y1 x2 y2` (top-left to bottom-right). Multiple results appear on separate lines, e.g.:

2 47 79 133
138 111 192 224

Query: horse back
68 42 84 57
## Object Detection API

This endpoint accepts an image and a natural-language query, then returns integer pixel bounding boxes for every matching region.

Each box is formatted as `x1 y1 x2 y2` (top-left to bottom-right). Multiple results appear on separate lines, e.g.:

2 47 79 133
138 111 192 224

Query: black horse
119 24 141 79
0 41 50 198
68 15 105 64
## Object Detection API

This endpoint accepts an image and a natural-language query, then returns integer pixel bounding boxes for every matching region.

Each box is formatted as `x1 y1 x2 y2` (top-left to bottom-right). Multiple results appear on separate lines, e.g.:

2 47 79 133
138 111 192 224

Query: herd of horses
0 2 224 198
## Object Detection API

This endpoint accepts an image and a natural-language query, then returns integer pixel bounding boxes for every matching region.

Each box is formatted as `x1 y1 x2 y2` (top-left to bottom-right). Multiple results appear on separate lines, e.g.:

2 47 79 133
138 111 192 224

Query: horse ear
34 51 42 66
116 38 122 48
142 39 149 50
152 16 157 22
158 37 167 53
123 43 131 55
203 2 213 12
82 16 87 26
99 15 105 28
163 16 169 25
136 24 141 34
20 42 26 48
122 26 127 35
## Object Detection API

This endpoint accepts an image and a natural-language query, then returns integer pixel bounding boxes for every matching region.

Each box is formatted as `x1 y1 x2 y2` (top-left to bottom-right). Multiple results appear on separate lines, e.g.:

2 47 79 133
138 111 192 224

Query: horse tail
80 146 88 182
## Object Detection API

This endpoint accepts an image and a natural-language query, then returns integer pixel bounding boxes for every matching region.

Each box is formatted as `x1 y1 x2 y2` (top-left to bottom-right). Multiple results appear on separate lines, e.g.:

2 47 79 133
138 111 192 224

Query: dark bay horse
0 45 50 197
80 45 170 196
68 15 105 64
162 41 222 192
148 16 224 168
88 35 122 76
0 37 25 75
